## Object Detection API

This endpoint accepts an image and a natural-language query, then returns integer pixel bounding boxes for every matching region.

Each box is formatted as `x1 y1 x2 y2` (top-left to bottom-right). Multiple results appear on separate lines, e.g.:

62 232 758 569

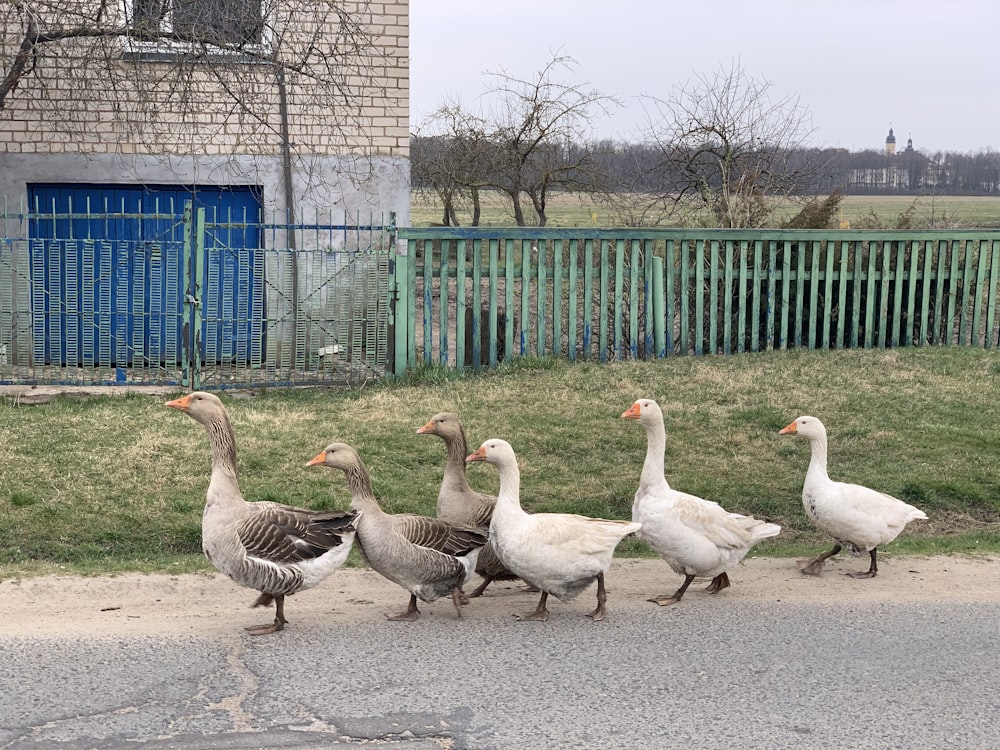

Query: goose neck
806 433 830 477
343 461 383 514
442 429 473 491
639 418 669 491
493 458 523 512
205 413 240 491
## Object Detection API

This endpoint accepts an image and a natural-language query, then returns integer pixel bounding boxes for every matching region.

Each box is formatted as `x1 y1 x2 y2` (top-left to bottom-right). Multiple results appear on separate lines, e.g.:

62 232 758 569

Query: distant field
409 191 1000 229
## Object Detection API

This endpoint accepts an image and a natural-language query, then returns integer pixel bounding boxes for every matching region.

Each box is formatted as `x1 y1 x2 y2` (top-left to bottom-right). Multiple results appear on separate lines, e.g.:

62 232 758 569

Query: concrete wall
0 0 410 223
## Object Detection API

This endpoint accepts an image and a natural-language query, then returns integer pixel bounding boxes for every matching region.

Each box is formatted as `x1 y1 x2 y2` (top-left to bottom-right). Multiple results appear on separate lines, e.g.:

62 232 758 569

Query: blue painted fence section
0 198 393 387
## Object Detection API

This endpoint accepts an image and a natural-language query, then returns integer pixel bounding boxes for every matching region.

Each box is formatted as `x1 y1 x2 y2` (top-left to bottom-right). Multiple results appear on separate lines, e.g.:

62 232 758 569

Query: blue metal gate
27 184 263 370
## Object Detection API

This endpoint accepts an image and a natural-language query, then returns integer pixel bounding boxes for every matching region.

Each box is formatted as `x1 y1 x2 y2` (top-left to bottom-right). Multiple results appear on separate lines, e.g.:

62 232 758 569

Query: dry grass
2 347 999 575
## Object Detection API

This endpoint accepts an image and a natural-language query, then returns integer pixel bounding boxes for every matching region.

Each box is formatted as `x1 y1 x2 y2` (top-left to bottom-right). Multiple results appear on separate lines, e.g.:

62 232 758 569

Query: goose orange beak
416 420 436 435
466 446 487 463
621 402 641 420
305 451 327 467
165 394 192 411
778 420 798 435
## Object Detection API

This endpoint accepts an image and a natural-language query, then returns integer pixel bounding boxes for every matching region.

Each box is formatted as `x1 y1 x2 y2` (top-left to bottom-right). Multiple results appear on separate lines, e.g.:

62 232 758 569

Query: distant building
849 128 930 192
885 127 897 156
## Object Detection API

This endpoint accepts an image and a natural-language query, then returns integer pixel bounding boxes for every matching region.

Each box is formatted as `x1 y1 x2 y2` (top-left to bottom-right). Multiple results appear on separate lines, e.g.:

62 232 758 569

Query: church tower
885 126 897 156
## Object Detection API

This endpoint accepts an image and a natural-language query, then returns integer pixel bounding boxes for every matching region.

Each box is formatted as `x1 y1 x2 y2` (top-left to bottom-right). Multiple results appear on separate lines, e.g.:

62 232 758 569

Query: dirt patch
3 555 997 637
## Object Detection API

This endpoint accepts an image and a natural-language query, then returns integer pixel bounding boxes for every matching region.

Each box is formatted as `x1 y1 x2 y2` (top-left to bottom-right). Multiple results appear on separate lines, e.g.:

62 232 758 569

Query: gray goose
166 391 358 635
306 442 487 621
417 412 519 597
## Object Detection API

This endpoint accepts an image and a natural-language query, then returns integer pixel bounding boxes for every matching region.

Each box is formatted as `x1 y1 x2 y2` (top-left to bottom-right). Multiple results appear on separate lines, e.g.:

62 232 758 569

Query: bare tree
411 104 493 226
0 0 392 197
485 54 618 226
642 62 824 228
412 52 619 227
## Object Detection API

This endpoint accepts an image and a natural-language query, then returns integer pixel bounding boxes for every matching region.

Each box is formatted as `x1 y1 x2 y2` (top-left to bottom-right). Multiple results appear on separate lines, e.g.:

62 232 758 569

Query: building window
131 0 266 50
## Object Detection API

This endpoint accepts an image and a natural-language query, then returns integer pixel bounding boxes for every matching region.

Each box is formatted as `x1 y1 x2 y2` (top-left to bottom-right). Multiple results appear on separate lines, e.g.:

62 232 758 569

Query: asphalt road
3 593 999 749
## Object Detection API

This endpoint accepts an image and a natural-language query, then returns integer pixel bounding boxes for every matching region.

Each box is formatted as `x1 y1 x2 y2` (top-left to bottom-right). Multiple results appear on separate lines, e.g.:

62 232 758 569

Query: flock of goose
165 392 928 635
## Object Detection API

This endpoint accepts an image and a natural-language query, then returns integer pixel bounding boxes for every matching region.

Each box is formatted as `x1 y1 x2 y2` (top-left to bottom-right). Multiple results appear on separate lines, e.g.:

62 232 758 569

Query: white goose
466 439 641 622
622 398 781 605
779 415 928 578
166 391 358 635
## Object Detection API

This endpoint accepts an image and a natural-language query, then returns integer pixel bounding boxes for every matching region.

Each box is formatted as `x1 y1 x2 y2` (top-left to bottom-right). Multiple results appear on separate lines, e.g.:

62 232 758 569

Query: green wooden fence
6 215 1000 386
390 228 1000 376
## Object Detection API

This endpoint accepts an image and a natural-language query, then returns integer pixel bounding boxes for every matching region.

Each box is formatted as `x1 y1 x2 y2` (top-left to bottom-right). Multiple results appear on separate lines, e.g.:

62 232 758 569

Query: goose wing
391 513 488 556
670 491 776 549
238 504 357 563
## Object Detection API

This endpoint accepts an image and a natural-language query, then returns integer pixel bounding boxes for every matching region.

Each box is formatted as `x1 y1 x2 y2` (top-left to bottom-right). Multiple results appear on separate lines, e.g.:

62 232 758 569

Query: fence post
181 203 193 388
192 208 205 389
390 237 411 377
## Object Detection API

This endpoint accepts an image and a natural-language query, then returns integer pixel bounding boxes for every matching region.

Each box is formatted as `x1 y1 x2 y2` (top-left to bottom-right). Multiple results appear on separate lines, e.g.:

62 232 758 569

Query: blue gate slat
82 240 95 367
98 239 112 366
31 240 46 366
65 240 80 364
46 240 61 365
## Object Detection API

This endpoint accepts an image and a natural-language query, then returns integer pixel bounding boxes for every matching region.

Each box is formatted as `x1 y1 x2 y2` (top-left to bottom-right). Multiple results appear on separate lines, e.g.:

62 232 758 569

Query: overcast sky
409 0 998 154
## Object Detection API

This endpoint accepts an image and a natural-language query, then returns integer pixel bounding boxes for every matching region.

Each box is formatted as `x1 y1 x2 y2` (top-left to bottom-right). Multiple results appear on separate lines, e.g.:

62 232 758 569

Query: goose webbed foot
847 549 879 579
245 594 287 635
468 576 493 598
798 544 843 576
450 587 466 618
705 572 731 594
648 573 695 606
386 594 421 622
515 591 549 622
586 572 608 622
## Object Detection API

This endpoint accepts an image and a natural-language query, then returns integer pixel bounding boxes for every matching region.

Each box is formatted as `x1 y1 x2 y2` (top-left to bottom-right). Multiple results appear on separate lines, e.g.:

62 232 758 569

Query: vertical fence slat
438 238 449 366
487 239 499 367
751 240 762 353
723 240 733 355
583 239 594 359
878 239 890 348
737 241 748 354
972 239 988 346
765 241 777 351
614 239 624 360
520 240 531 356
986 240 1000 348
455 239 467 369
808 240 820 350
822 239 834 349
680 240 691 354
552 239 563 359
536 240 546 356
946 240 961 344
653 255 665 357
793 238 806 349
694 239 705 356
629 239 639 359
836 240 848 348
709 239 719 354
568 238 578 361
665 238 676 355
782 239 793 350
599 239 610 363
904 240 918 346
504 239 515 362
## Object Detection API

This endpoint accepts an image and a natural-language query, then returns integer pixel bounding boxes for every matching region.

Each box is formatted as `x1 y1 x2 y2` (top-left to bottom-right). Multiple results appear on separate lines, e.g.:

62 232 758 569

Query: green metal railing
391 228 1000 376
